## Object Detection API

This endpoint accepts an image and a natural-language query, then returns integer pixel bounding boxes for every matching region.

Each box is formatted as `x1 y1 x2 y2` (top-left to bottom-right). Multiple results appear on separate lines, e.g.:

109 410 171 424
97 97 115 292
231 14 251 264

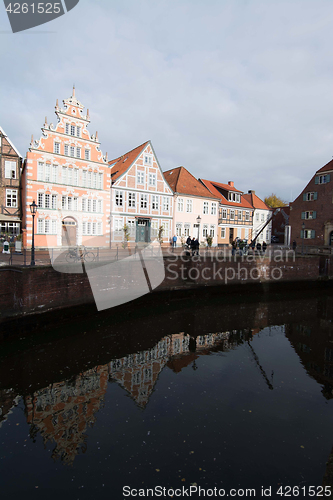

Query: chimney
228 181 234 187
248 190 255 195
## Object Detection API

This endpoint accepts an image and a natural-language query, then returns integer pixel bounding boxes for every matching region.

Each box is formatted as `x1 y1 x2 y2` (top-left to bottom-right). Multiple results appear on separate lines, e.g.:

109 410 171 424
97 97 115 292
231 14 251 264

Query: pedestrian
231 239 237 256
191 237 196 256
186 235 192 247
256 241 262 254
262 241 267 253
194 238 200 256
292 240 297 252
172 234 177 248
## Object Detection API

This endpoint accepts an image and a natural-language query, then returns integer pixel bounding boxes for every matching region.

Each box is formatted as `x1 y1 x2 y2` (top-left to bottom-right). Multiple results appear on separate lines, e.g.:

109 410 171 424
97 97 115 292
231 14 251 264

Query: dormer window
228 192 241 203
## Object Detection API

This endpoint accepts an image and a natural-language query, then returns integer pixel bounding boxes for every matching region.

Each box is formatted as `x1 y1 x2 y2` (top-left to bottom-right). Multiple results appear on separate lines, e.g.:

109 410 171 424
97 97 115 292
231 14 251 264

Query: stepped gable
164 166 219 199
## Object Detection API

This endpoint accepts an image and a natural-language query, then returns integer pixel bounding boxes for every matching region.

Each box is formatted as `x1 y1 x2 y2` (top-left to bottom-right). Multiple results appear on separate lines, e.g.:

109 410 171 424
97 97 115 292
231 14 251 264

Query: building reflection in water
21 330 248 465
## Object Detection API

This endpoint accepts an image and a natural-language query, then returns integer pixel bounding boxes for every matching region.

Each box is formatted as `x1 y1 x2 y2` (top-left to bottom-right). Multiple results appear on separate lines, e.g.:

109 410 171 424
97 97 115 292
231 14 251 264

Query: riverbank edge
1 254 332 329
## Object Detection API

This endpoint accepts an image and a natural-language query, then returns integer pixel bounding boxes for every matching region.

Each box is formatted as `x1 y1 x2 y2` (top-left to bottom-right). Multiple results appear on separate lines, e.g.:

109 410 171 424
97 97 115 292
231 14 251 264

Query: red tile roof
109 141 150 182
200 179 253 209
164 167 219 199
242 192 271 210
316 158 333 174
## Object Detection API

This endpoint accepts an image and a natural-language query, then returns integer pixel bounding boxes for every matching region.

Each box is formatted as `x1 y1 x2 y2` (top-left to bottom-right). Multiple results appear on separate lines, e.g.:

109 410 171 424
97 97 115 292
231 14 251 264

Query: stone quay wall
1 252 332 323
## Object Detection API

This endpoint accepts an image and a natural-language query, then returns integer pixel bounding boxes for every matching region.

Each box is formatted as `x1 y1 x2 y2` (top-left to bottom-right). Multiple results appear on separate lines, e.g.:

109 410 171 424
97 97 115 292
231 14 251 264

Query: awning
0 214 21 222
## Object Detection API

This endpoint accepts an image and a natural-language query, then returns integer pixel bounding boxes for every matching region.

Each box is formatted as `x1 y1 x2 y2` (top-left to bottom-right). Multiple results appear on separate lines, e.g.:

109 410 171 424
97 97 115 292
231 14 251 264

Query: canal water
1 286 333 499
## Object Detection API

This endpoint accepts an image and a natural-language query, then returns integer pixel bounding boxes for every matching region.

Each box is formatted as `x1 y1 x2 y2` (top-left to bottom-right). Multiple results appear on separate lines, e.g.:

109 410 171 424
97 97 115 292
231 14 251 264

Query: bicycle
65 246 95 263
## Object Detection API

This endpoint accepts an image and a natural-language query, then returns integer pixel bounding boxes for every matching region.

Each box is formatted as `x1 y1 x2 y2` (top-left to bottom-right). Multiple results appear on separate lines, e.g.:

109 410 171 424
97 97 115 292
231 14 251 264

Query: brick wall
0 255 332 324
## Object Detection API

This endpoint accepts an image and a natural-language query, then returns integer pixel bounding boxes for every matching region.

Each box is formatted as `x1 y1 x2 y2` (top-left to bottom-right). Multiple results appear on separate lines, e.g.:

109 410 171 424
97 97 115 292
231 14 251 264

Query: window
38 193 43 208
87 199 92 212
98 173 103 189
45 164 51 182
85 149 90 160
52 165 58 183
6 189 17 207
149 173 156 186
62 166 67 184
176 223 182 236
67 197 72 210
87 171 92 188
64 145 69 156
70 125 76 136
178 198 184 212
228 192 241 203
76 147 81 158
303 192 317 201
301 229 315 239
76 127 81 138
211 203 217 215
74 169 79 186
210 225 215 237
152 195 159 210
256 213 259 221
37 218 56 234
137 171 144 184
140 194 148 208
128 192 136 208
45 194 50 208
203 201 208 214
92 200 97 212
54 142 60 154
184 223 190 237
245 211 250 221
65 124 70 135
261 213 265 222
5 161 16 179
70 146 75 157
230 210 235 220
92 172 97 189
316 174 331 184
97 200 102 212
52 195 57 209
163 197 169 211
82 199 86 211
302 211 317 219
144 155 152 165
221 228 226 238
114 219 123 234
186 200 193 213
115 191 123 206
37 162 44 181
238 210 242 220
203 224 208 237
67 168 73 186
82 170 87 187
222 208 227 219
62 196 66 209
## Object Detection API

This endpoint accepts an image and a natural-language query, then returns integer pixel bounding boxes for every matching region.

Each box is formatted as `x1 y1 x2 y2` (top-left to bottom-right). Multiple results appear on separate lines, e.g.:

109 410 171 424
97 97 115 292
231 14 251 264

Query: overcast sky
1 0 333 202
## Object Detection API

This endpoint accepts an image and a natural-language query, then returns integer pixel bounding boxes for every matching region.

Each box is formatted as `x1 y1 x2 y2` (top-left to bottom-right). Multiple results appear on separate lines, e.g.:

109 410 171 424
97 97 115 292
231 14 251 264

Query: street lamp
301 222 305 255
196 215 201 240
30 200 38 266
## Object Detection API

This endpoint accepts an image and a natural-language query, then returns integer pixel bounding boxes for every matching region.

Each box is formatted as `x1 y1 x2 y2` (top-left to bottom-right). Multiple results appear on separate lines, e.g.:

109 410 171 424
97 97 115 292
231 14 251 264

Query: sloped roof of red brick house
290 159 333 247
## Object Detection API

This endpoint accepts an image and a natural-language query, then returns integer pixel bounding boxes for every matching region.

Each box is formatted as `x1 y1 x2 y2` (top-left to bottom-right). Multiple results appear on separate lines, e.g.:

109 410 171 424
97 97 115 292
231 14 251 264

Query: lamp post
301 222 305 256
196 215 201 241
30 200 38 266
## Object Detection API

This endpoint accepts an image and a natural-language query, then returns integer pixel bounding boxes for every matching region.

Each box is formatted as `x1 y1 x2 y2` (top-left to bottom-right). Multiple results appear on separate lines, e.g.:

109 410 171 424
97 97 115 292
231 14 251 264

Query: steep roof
164 167 219 199
0 126 22 158
109 141 150 182
243 192 271 210
200 178 253 209
316 158 333 174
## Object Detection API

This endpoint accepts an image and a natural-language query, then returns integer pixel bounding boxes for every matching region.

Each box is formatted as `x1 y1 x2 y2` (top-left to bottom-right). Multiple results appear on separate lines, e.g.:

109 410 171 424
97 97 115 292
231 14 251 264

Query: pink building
22 88 111 249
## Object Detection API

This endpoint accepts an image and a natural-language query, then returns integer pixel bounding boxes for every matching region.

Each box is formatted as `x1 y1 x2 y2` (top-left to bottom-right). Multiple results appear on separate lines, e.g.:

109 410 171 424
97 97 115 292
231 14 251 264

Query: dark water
1 286 333 499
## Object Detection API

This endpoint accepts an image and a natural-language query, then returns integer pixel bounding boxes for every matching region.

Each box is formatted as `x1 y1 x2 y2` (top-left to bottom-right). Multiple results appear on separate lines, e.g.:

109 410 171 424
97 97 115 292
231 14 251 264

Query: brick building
290 159 333 247
21 88 111 249
0 126 22 235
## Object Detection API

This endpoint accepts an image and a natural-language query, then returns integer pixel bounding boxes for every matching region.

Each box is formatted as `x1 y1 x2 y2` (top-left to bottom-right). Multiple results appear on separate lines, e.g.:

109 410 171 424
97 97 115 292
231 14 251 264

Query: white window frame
6 189 17 208
5 161 16 179
203 201 208 215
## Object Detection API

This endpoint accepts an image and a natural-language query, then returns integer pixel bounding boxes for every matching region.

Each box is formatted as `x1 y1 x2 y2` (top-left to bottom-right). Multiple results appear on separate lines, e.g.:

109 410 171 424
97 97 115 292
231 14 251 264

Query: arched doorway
62 217 77 246
330 231 333 247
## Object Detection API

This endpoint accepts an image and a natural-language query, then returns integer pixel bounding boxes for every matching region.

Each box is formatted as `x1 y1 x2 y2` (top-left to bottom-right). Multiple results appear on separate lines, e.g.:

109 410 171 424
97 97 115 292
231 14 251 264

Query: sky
1 0 333 203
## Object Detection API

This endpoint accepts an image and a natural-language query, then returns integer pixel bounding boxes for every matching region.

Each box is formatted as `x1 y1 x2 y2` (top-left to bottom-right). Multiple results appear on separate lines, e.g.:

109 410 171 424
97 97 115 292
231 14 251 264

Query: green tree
264 193 288 208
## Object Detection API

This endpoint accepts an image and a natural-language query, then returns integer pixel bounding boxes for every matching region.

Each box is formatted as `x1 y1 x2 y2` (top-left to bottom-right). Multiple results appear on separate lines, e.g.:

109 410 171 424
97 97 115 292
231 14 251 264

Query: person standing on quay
172 234 177 249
